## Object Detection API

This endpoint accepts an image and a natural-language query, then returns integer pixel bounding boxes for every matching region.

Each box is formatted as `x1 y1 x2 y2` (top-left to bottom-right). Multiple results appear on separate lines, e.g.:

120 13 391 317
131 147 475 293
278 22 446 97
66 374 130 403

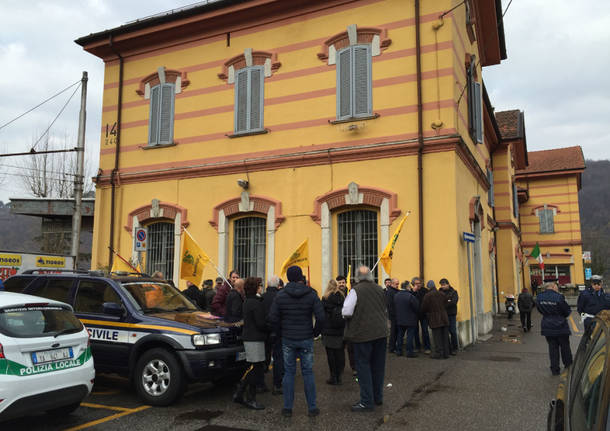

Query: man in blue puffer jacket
268 266 325 418
536 281 573 375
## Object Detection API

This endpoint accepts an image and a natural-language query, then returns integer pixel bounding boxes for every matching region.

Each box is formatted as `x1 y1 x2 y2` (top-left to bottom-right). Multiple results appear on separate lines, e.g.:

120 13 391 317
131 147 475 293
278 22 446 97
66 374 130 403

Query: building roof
495 109 522 139
517 146 585 175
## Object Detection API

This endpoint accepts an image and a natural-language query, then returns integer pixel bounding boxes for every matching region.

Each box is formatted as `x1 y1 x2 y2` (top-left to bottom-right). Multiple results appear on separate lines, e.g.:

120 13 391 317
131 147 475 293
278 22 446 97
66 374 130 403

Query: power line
1 162 79 177
503 0 514 17
0 80 80 131
0 148 77 158
30 83 82 152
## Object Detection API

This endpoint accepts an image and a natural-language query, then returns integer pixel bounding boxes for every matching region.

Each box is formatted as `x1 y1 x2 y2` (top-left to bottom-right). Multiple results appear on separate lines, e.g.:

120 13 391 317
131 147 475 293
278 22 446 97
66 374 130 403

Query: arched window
146 221 175 278
233 216 266 279
337 209 378 281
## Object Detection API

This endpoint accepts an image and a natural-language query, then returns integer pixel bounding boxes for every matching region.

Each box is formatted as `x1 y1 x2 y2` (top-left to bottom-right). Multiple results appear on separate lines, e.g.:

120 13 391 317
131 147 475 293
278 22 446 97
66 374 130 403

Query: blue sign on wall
463 232 476 243
585 267 592 280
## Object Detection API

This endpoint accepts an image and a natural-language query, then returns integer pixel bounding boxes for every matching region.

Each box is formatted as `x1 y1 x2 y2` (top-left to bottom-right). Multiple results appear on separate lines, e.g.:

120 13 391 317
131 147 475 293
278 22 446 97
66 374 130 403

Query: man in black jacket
536 281 573 375
385 278 400 353
268 266 325 418
262 275 283 394
518 287 535 332
577 275 610 330
439 278 459 354
412 277 431 354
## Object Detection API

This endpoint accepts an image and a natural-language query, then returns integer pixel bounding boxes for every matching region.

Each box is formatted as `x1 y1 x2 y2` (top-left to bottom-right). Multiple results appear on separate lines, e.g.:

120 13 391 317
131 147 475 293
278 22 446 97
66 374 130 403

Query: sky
0 0 608 202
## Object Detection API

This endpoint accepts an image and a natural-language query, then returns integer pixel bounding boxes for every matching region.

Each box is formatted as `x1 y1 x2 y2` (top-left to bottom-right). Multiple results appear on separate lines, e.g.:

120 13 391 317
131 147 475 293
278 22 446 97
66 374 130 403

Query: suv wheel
135 348 185 406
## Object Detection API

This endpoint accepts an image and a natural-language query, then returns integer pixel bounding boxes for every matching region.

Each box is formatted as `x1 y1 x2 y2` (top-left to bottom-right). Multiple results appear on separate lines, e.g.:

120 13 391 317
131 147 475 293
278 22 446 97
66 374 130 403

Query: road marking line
79 402 133 412
64 405 150 431
569 314 580 333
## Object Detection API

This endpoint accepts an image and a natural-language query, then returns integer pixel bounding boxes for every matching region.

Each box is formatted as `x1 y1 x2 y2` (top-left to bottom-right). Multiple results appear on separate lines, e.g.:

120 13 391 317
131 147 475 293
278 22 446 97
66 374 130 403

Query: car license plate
236 351 246 361
31 347 74 365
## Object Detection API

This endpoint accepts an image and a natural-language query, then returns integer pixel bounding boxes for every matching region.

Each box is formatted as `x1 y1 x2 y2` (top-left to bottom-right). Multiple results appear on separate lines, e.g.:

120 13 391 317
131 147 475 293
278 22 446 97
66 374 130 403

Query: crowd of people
179 266 464 416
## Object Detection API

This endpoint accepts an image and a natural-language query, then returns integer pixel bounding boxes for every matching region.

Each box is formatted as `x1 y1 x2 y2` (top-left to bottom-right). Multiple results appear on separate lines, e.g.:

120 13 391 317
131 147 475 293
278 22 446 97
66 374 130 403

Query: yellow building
493 110 528 302
516 146 586 291
77 0 509 346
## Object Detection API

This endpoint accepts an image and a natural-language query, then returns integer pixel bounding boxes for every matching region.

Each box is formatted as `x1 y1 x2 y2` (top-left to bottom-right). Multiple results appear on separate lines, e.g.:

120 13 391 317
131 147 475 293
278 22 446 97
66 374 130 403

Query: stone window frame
209 193 285 278
135 67 190 148
310 182 401 288
124 199 189 286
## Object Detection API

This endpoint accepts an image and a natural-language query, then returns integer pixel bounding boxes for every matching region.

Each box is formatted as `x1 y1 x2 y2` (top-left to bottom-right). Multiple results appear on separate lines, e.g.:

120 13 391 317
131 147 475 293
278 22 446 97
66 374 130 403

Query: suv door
73 279 131 374
27 278 75 304
569 326 609 430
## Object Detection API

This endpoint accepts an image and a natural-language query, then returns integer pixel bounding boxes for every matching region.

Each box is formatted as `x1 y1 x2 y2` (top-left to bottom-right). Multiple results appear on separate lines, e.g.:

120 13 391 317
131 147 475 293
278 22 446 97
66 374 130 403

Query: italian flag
530 243 544 271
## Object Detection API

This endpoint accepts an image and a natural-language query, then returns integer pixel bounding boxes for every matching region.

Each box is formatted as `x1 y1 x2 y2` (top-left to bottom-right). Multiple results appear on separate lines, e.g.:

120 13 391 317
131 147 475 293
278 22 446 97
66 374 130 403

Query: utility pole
71 71 87 269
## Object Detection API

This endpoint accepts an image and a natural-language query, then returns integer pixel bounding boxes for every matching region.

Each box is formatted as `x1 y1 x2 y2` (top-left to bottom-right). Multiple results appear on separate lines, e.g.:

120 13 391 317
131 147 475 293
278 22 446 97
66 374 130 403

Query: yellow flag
111 256 134 273
346 264 352 290
280 239 309 277
180 230 210 286
379 212 411 275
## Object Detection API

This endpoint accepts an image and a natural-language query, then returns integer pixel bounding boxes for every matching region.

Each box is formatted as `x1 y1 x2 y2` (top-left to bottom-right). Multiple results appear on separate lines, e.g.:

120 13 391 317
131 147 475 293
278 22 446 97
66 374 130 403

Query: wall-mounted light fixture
237 179 249 190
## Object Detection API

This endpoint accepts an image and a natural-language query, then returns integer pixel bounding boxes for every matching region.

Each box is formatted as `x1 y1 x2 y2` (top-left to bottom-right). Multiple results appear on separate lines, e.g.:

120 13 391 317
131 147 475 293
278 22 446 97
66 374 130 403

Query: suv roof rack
21 269 89 275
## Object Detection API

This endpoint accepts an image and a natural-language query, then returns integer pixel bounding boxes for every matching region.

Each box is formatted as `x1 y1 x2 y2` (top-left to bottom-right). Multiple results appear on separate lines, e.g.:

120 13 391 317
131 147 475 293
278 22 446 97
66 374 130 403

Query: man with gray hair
263 275 284 394
342 266 389 412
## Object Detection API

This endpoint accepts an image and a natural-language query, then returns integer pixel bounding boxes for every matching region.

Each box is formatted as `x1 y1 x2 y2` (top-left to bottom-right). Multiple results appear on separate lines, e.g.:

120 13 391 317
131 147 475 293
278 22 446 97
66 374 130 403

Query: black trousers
431 326 450 358
545 335 572 374
346 341 356 372
353 337 387 407
388 318 399 352
325 346 345 381
520 311 532 330
242 361 265 389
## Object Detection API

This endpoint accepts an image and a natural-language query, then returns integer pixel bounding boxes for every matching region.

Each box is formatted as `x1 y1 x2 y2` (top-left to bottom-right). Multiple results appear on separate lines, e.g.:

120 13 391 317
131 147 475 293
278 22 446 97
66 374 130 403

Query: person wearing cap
268 266 325 418
577 275 610 330
536 281 573 375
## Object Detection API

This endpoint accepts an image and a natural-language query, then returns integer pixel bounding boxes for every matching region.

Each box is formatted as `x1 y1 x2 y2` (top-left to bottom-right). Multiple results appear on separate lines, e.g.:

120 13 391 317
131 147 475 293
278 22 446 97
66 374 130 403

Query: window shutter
249 67 263 130
235 69 248 133
467 62 475 139
474 81 483 144
159 83 175 146
148 85 160 146
488 169 494 207
546 210 554 233
337 48 352 119
513 183 519 219
539 210 547 233
353 45 371 117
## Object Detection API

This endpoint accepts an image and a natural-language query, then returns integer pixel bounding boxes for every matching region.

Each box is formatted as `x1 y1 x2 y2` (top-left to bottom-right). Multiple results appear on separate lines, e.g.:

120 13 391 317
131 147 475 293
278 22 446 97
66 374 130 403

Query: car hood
146 310 241 330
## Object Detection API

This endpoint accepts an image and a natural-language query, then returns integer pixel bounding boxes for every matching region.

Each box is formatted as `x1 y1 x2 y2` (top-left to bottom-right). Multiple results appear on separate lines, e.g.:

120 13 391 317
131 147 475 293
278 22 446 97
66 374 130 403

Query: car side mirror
103 302 124 317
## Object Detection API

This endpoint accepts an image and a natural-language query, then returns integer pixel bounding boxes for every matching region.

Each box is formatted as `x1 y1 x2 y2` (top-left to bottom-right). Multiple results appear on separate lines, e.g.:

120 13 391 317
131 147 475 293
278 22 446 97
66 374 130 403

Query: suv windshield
120 282 197 313
0 305 83 338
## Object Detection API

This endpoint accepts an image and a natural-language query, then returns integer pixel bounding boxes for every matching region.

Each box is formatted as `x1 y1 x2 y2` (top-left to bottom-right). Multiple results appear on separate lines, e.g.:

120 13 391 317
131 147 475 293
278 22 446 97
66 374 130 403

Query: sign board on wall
134 228 147 252
0 251 74 281
585 267 592 280
583 251 591 264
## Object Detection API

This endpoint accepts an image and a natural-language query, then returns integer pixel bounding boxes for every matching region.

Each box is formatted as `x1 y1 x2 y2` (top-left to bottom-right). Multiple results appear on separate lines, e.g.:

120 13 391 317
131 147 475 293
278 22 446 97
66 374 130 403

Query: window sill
328 113 380 125
227 128 269 139
142 142 177 150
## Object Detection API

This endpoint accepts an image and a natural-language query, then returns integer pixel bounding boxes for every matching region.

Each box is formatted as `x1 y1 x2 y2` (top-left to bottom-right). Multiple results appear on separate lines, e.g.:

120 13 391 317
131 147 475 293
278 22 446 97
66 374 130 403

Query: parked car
0 292 94 421
548 310 610 430
3 271 246 406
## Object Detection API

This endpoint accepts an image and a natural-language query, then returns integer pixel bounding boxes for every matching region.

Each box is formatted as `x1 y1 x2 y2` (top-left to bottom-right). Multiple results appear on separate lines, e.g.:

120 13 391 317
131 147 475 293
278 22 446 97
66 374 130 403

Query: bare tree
19 132 93 198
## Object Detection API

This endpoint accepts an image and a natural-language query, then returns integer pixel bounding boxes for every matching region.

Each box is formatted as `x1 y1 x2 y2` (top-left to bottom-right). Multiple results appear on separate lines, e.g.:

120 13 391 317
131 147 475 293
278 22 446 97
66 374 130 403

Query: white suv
0 292 95 421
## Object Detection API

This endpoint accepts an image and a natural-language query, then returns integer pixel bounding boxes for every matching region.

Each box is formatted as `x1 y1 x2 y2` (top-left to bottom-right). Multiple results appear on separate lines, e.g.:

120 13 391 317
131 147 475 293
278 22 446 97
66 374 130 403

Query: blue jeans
448 314 458 351
282 338 316 411
397 326 417 355
353 337 387 407
414 317 431 350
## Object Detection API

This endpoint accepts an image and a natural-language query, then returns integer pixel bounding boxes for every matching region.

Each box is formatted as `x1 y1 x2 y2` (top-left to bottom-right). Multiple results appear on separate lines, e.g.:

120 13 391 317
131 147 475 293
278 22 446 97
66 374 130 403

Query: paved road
4 311 583 431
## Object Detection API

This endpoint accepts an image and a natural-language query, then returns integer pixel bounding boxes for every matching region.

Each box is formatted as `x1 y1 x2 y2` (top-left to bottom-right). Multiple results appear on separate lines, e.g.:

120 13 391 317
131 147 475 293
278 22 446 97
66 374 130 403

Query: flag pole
108 246 140 273
182 228 230 287
307 266 311 287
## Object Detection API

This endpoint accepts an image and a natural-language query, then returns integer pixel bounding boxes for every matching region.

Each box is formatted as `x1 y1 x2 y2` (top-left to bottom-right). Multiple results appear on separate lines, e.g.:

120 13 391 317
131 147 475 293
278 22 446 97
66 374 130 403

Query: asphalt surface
3 311 583 431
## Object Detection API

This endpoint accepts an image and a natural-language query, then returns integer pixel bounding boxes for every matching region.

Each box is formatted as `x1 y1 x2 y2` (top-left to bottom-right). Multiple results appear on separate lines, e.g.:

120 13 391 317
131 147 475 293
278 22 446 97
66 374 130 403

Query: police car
0 292 94 421
3 271 246 406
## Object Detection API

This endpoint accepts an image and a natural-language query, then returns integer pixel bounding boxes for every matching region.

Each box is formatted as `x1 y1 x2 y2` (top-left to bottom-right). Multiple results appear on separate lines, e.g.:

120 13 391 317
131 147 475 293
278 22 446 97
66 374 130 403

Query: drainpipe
490 156 501 313
415 0 424 280
108 35 123 268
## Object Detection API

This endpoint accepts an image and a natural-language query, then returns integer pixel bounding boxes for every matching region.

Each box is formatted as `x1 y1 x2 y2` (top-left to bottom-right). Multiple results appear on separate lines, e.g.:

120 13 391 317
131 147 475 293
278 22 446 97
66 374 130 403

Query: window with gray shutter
512 183 519 219
466 56 483 144
337 45 372 120
474 81 483 144
487 169 494 207
234 66 264 134
539 209 555 233
148 83 175 146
